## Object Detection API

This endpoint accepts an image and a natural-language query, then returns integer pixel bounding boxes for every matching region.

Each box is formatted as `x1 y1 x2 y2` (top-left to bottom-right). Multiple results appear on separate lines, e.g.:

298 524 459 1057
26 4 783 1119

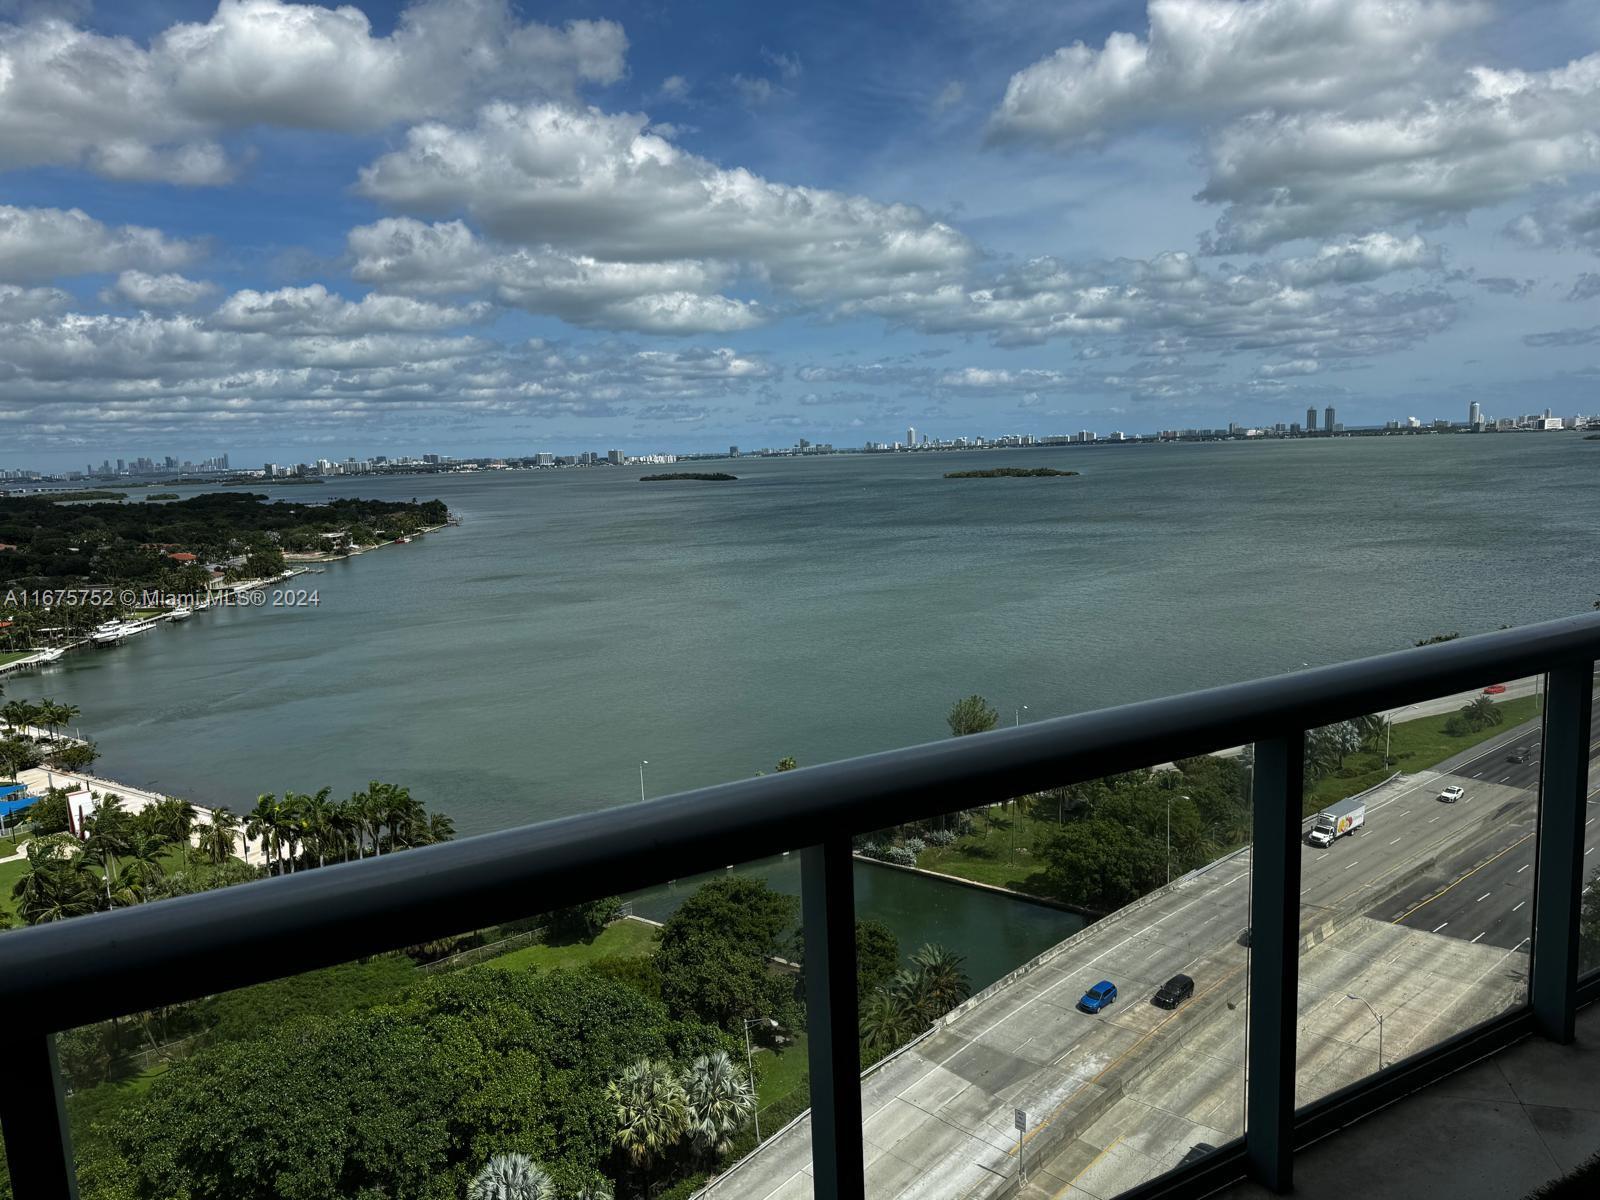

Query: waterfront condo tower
1306 406 1318 432
1325 405 1336 433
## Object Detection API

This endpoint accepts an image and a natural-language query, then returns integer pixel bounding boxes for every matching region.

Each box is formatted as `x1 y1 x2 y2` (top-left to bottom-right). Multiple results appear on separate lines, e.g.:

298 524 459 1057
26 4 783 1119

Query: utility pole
639 759 648 803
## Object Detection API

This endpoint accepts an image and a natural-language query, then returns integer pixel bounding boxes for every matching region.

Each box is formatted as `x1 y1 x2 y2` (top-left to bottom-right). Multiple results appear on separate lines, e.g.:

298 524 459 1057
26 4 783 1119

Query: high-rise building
1324 405 1336 433
1469 401 1482 427
906 426 917 447
1306 406 1318 432
607 449 623 464
729 446 739 458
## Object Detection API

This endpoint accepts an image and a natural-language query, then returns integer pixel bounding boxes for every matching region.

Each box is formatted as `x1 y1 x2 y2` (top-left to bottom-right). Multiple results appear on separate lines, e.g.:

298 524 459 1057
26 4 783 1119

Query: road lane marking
1477 893 1491 902
1344 861 1360 870
1517 864 1530 873
1587 847 1595 856
1392 832 1533 924
1472 932 1486 943
1500 776 1512 784
1389 837 1403 845
1433 922 1449 933
1513 901 1526 912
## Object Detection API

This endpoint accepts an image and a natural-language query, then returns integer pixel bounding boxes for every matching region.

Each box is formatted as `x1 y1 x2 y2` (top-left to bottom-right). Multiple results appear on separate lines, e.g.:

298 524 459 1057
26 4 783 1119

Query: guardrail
2 613 1599 1200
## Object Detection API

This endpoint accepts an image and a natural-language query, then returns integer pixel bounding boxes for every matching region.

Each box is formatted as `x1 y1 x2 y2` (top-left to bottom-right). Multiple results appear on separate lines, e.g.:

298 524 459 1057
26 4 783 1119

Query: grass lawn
0 834 25 856
484 918 658 973
915 808 1056 893
755 1030 809 1113
0 855 28 922
0 650 34 667
1306 695 1543 808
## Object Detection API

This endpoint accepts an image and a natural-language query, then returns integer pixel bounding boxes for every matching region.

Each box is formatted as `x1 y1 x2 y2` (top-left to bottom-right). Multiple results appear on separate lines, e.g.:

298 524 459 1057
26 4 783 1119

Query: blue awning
0 783 36 819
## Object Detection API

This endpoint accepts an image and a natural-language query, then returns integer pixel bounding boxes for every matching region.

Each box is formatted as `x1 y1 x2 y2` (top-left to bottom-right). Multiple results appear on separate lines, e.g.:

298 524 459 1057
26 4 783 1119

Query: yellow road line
1390 832 1532 924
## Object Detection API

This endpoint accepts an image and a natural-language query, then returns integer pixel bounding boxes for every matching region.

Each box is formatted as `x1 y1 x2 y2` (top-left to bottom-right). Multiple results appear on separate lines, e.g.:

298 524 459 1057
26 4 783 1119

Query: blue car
1078 980 1117 1014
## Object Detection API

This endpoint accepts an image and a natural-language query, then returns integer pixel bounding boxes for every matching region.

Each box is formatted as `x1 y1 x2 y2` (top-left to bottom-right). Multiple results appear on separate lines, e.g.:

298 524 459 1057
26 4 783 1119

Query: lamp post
743 1017 779 1142
1383 704 1416 764
639 760 648 804
1166 794 1190 884
1345 993 1384 1070
1014 704 1028 727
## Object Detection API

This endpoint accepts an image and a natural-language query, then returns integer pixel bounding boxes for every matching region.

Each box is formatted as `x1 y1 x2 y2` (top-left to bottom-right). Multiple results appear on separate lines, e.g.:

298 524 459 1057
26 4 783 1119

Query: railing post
0 1033 78 1200
802 838 864 1200
1246 732 1304 1193
1531 664 1594 1043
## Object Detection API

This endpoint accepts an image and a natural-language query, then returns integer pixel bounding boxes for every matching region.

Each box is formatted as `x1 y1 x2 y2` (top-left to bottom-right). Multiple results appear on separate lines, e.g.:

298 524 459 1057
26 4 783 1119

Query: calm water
626 856 1081 992
20 436 1597 827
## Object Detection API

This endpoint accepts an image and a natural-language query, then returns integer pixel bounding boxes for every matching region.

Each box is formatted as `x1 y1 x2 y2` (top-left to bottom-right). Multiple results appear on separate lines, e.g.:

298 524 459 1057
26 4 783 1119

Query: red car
1483 684 1507 695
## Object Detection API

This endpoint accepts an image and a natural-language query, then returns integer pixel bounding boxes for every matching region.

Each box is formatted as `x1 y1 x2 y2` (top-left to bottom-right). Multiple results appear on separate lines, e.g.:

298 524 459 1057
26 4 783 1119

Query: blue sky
1 0 1598 468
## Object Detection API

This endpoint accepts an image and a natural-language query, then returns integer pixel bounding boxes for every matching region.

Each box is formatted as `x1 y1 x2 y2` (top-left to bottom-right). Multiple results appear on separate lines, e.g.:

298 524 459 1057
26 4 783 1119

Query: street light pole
1014 704 1027 727
743 1017 778 1143
1345 993 1384 1069
639 760 648 804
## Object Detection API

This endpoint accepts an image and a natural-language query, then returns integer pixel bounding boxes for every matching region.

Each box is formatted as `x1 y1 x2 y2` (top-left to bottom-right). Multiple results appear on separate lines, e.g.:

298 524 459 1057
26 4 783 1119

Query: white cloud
354 105 974 327
731 74 777 107
103 270 217 308
988 0 1487 147
1255 358 1320 377
1504 191 1600 255
0 205 201 283
1275 233 1441 286
932 81 965 114
0 0 627 184
658 75 691 102
0 283 69 319
1198 52 1600 251
209 284 489 334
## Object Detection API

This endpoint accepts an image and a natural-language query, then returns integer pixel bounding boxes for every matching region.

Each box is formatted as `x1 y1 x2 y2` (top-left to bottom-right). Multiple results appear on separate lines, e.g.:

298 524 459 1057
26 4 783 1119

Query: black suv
1153 973 1195 1009
1506 748 1530 764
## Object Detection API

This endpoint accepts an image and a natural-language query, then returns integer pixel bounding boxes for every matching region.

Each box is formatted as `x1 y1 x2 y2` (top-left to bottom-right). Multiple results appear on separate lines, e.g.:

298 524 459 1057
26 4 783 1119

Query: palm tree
859 988 914 1059
245 793 283 874
356 782 387 855
575 1181 613 1200
277 792 307 873
682 1050 755 1157
910 944 971 1013
418 810 454 845
106 829 168 906
39 700 80 744
146 797 197 847
382 785 424 850
298 787 335 868
1461 695 1505 731
11 840 101 924
467 1153 553 1200
1 698 40 737
609 1057 688 1190
196 806 240 865
329 798 360 861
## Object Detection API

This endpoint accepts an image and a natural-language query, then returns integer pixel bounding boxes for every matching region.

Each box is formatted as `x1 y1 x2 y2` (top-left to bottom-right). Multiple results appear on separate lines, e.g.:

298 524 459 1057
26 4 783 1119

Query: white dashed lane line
1433 922 1450 933
1477 893 1491 902
1513 901 1526 913
1472 932 1486 944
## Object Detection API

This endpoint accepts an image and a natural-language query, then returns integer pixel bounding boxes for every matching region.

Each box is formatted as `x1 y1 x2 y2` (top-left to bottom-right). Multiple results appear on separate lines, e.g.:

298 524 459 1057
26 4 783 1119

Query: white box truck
1307 797 1366 848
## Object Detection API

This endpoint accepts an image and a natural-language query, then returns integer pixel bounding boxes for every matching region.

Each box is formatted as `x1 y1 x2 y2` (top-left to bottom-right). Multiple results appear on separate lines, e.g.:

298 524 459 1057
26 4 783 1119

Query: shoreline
3 521 453 675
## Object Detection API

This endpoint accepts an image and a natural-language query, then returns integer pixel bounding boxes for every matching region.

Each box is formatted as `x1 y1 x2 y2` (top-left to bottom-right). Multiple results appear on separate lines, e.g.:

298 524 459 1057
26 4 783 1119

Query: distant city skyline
1 2 1596 463
4 401 1594 480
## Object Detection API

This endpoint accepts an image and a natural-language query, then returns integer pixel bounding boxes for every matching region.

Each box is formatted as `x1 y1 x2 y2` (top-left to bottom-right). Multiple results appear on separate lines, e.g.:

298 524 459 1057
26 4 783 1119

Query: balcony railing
3 612 1600 1200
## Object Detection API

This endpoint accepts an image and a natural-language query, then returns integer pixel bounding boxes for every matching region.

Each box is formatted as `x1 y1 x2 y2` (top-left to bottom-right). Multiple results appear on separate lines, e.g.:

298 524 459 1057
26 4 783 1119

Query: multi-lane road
711 692 1599 1200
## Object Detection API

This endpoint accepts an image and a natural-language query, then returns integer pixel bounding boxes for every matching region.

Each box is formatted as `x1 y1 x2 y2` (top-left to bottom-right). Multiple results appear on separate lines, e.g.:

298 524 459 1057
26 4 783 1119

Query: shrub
926 829 957 847
883 845 917 867
903 837 927 856
858 843 885 860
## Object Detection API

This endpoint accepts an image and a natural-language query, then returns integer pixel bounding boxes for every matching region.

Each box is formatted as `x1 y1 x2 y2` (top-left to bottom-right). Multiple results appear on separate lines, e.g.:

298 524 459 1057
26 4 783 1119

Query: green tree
1459 695 1505 731
681 1050 754 1158
1037 817 1165 910
609 1058 688 1191
11 840 101 924
860 988 913 1060
855 919 900 1002
655 878 799 1032
775 757 798 772
909 944 971 1012
469 1153 554 1200
547 897 624 943
245 793 283 874
24 787 72 835
0 735 42 782
196 806 240 865
946 695 999 738
48 739 100 773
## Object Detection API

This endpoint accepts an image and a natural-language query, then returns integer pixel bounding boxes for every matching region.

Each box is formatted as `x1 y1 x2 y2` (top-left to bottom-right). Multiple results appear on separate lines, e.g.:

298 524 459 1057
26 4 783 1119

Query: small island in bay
944 467 1080 479
639 472 738 481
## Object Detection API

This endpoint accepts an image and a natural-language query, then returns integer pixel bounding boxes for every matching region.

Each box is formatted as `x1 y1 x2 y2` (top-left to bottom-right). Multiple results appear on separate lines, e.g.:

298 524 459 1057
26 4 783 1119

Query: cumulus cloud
347 217 765 335
1523 325 1600 347
1473 276 1536 297
1568 273 1600 302
0 0 627 184
0 283 69 319
0 205 201 283
988 0 1487 147
1275 233 1441 286
209 284 489 334
103 270 217 308
353 105 973 328
1504 192 1600 255
1198 53 1600 251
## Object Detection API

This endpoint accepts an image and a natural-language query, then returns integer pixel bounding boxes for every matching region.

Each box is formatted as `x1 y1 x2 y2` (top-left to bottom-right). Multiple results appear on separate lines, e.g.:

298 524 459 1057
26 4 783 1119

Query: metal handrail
2 611 1598 1200
0 611 1596 1029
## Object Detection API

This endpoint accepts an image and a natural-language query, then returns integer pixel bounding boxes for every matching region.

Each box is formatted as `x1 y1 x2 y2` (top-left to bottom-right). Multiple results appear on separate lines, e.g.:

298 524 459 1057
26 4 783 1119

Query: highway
710 691 1597 1200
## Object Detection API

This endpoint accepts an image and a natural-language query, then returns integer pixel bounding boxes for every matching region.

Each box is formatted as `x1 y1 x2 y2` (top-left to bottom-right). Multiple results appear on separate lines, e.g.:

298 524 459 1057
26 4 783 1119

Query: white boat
92 621 129 644
167 607 192 621
33 648 65 662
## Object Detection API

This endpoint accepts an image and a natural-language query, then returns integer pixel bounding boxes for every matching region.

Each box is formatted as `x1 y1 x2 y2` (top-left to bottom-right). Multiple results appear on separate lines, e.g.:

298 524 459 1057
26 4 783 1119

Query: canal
625 853 1085 992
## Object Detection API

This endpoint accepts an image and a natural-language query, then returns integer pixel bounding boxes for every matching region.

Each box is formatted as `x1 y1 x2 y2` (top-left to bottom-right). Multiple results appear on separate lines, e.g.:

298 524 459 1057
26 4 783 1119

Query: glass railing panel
849 752 1253 1200
45 868 797 1200
1295 676 1543 1107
